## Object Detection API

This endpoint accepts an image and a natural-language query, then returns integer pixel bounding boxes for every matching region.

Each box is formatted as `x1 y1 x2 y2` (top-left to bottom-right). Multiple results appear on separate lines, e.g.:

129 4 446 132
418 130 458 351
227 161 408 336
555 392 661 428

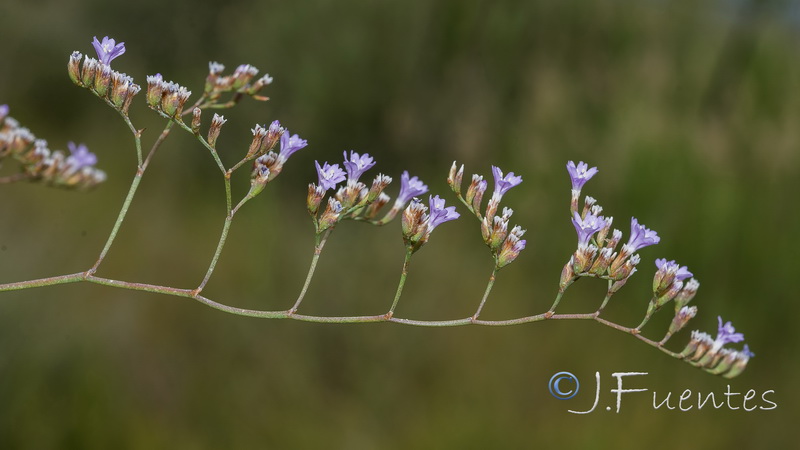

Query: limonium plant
0 36 753 379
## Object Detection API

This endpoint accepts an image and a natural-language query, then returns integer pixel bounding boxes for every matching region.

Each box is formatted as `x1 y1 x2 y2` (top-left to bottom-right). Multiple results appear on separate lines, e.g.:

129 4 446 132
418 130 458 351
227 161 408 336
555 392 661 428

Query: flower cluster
0 107 105 189
204 62 273 102
561 161 661 293
447 162 526 268
144 73 193 119
68 37 140 114
679 317 754 378
248 124 308 197
402 195 460 253
306 151 398 233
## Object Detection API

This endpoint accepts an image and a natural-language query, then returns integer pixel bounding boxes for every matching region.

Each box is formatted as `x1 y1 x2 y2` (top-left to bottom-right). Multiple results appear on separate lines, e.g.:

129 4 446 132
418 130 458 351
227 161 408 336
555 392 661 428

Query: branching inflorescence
0 37 753 378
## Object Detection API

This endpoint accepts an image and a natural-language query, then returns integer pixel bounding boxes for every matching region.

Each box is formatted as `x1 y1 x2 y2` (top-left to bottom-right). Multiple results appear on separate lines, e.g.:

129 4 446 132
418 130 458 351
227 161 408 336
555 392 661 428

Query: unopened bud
465 174 484 213
588 247 615 275
232 64 259 90
205 61 225 94
208 114 226 147
497 226 526 268
80 56 98 87
307 183 325 216
247 124 268 158
365 192 390 219
247 164 270 198
318 198 343 232
109 71 131 109
596 217 614 247
559 258 576 292
667 306 697 336
674 278 699 312
191 107 202 133
447 161 464 194
68 51 83 86
121 84 140 115
572 244 598 274
402 199 430 251
145 74 163 108
581 196 597 219
367 174 392 203
93 64 112 96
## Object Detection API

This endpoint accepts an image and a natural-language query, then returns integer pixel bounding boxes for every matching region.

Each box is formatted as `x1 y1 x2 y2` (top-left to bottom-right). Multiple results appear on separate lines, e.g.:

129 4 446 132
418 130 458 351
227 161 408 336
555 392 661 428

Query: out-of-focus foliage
0 0 796 447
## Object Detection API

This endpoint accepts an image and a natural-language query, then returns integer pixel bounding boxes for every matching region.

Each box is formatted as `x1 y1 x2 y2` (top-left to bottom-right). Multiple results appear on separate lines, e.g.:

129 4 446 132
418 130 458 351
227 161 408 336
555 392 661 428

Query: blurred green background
1 0 797 448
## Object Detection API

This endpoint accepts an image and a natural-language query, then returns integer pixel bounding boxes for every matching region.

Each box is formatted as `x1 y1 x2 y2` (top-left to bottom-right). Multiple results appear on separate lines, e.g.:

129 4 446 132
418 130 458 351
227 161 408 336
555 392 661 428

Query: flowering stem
120 115 143 167
387 247 414 317
635 299 658 331
288 229 332 314
142 121 174 170
547 276 577 315
0 272 85 292
472 263 499 320
195 194 253 293
594 279 614 315
89 170 143 273
175 120 226 174
0 271 684 359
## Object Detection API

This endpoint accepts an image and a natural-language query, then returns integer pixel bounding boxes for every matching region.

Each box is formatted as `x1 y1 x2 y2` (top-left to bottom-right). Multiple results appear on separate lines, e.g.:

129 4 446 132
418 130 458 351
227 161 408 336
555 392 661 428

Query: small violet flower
66 142 97 170
625 217 660 252
92 36 126 66
342 151 375 182
428 195 460 231
395 171 429 206
0 104 8 121
278 130 307 162
315 161 346 191
566 161 598 192
655 258 693 282
715 316 745 346
491 165 523 199
571 211 607 245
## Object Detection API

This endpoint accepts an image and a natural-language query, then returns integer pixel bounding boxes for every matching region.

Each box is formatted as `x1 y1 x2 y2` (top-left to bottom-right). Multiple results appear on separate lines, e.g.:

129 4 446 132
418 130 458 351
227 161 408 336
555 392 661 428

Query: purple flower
566 161 598 191
315 160 346 191
428 195 460 230
491 165 523 199
625 217 660 252
66 142 97 170
655 258 693 281
740 344 755 359
395 171 429 206
716 316 745 346
342 150 375 182
571 211 607 245
92 36 126 66
0 104 8 120
279 130 307 161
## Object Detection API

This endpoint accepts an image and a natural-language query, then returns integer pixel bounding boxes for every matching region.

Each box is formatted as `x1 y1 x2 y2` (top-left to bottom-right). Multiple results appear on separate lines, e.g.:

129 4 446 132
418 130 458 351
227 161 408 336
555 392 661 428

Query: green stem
0 272 85 292
594 279 614 315
635 301 658 331
120 115 143 167
472 264 499 320
289 230 332 313
175 120 226 174
0 273 683 359
142 121 174 171
89 172 143 273
387 248 414 316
